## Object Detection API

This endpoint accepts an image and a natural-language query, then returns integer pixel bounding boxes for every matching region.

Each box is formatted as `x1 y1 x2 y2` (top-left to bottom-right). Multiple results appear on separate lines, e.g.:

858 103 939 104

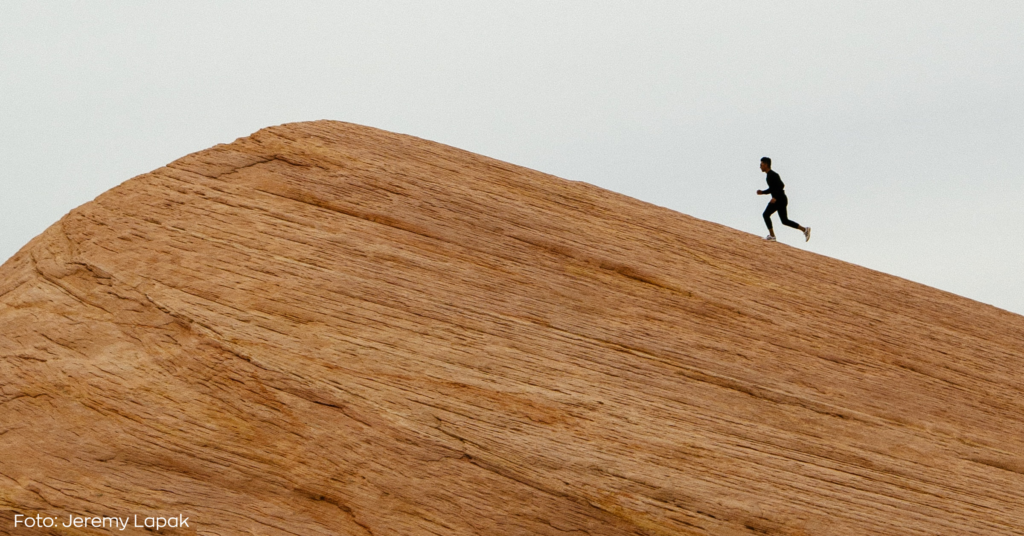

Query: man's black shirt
765 170 786 199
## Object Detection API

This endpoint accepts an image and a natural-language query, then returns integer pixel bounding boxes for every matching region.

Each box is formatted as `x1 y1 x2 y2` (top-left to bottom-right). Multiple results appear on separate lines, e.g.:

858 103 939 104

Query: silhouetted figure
757 157 810 242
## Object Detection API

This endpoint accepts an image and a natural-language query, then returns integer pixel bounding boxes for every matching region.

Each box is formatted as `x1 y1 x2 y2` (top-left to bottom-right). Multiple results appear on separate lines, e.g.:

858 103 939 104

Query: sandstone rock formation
1 121 1022 535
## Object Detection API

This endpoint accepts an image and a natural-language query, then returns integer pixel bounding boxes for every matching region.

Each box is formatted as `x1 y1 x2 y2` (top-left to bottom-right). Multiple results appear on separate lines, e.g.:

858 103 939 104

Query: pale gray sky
2 1 1022 314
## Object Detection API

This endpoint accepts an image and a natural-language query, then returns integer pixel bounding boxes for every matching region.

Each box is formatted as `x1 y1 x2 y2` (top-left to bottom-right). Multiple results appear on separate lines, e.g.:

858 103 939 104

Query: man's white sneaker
804 226 812 242
765 235 777 242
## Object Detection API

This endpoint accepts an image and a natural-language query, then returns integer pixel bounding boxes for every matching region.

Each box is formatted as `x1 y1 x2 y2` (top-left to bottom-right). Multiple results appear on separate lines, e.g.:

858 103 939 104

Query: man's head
760 156 771 172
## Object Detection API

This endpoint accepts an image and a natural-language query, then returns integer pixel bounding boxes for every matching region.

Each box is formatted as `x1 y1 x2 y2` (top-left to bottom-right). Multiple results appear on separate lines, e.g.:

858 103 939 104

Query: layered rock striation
1 121 1022 535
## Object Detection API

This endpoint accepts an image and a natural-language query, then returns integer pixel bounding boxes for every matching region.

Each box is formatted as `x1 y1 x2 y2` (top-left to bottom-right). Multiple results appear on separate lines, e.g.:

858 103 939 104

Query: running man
757 157 810 242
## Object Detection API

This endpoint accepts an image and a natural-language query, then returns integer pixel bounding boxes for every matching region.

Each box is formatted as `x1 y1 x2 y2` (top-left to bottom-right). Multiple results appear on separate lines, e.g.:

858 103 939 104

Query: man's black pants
763 197 801 230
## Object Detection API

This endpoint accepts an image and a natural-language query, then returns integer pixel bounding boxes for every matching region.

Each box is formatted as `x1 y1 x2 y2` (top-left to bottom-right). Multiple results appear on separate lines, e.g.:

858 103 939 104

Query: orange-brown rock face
1 121 1022 536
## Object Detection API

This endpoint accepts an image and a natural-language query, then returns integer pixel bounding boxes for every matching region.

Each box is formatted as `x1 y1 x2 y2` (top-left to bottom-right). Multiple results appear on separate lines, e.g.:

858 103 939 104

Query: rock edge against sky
1 121 1022 535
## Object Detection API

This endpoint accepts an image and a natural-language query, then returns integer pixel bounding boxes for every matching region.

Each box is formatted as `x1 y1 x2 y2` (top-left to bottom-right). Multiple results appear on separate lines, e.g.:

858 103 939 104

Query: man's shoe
804 226 812 242
765 235 777 242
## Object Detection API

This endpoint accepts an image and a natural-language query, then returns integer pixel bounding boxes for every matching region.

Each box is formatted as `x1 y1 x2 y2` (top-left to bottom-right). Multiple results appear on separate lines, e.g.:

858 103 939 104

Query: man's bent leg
763 204 777 230
777 204 802 229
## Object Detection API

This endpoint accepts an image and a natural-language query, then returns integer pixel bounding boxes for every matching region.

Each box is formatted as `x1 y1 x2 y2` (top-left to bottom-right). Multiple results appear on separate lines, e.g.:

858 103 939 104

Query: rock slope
1 121 1022 535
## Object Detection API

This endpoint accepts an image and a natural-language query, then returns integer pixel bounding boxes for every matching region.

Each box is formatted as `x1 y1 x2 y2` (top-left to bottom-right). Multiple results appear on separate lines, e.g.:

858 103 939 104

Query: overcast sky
2 1 1022 315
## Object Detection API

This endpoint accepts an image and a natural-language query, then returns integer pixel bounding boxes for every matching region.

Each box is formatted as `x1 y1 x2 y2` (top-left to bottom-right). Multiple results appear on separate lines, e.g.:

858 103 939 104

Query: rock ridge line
1 120 1022 535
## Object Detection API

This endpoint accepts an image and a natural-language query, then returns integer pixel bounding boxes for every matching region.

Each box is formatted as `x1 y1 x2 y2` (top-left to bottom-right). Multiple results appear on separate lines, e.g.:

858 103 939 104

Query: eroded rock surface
1 121 1022 535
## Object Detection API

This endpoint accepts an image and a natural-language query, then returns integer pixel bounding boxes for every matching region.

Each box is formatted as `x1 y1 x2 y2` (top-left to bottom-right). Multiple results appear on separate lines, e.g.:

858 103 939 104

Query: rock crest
1 121 1022 535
